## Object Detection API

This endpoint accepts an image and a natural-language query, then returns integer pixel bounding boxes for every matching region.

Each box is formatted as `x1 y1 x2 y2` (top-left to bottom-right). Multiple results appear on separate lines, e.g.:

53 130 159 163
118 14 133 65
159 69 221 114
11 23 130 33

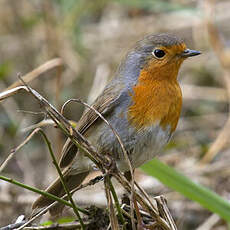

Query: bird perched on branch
32 33 201 215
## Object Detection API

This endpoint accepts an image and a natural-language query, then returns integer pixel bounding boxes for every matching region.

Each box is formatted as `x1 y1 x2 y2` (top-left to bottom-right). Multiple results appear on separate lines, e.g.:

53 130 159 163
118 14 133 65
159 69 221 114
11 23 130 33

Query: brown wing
59 81 124 168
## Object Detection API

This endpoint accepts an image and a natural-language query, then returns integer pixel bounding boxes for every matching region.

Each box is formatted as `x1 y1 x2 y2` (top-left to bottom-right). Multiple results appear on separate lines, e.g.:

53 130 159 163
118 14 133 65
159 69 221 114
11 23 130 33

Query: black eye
153 49 165 58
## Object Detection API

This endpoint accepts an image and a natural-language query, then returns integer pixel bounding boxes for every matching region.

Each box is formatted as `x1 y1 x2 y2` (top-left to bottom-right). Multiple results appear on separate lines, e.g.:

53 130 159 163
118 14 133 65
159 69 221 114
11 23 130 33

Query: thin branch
0 215 26 230
39 130 85 229
134 181 157 213
155 196 178 230
0 128 41 173
113 171 171 230
0 86 29 102
61 99 133 173
23 221 85 230
17 177 101 230
0 175 74 210
104 175 119 230
21 119 56 133
61 98 136 227
17 76 105 170
108 177 126 228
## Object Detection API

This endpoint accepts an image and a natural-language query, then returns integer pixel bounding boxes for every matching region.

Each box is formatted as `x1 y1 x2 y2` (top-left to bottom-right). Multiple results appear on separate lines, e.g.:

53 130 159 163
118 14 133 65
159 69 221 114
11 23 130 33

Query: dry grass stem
61 98 137 228
104 176 120 230
155 196 177 230
5 58 63 91
21 119 56 133
18 177 103 230
196 213 220 230
0 86 30 101
23 221 87 230
0 128 42 173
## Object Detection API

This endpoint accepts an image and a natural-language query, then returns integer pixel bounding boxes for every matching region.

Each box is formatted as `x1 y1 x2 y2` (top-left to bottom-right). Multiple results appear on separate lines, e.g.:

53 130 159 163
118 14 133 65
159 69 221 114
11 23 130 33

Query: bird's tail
32 170 89 216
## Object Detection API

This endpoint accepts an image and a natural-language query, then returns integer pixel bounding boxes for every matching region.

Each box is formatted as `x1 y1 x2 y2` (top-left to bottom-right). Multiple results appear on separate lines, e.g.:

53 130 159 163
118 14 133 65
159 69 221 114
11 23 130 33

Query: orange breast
128 69 182 134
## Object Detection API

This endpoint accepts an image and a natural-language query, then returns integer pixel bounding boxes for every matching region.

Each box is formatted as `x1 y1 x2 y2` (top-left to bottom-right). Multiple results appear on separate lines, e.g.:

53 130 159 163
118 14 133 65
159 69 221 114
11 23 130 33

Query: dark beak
180 49 201 57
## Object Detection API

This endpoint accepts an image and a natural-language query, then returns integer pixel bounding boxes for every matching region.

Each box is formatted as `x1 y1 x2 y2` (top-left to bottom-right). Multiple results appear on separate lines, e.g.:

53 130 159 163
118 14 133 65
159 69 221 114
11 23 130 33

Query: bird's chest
128 79 182 133
115 79 182 170
87 80 182 172
117 123 171 171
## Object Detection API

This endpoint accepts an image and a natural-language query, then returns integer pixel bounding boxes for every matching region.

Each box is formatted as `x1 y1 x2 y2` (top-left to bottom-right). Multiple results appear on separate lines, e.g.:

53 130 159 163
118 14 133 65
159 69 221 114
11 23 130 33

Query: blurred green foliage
142 159 230 222
115 0 191 12
0 62 12 80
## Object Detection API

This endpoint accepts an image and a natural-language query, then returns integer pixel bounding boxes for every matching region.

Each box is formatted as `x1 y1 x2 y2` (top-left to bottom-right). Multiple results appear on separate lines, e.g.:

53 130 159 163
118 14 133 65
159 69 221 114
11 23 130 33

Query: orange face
128 42 196 133
142 42 188 81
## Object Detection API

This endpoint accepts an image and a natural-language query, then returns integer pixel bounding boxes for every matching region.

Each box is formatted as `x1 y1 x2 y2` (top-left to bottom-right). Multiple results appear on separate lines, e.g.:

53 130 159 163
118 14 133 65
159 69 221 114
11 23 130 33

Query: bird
32 33 201 215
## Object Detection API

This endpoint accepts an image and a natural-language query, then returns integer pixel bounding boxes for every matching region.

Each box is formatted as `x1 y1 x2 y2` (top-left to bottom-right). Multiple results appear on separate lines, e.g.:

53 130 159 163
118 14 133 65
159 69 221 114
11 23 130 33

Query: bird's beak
180 49 201 57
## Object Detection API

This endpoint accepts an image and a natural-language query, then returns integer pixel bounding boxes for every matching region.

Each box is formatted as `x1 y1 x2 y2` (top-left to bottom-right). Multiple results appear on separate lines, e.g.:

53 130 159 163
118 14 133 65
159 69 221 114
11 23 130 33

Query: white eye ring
152 49 166 59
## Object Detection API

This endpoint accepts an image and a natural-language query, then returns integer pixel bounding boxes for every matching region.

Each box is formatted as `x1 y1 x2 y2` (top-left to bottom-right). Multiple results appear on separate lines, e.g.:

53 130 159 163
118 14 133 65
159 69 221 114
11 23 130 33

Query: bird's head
126 34 201 131
126 33 201 81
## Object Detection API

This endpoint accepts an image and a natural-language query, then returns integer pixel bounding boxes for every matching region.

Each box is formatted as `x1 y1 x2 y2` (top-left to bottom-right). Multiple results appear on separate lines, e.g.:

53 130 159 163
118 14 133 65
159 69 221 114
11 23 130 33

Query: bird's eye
152 49 165 59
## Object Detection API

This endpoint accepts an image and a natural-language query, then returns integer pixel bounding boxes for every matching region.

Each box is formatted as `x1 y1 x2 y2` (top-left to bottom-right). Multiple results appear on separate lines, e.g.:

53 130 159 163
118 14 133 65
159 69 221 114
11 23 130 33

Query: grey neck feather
116 50 147 89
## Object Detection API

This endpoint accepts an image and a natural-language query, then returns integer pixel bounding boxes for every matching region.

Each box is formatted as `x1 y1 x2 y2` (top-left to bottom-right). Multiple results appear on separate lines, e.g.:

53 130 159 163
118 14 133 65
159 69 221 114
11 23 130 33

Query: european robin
32 33 201 214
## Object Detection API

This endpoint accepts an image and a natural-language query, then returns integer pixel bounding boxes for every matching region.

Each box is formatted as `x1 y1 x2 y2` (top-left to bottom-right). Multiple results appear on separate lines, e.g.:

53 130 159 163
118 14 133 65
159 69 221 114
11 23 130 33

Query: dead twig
23 221 86 230
0 215 25 230
17 176 102 230
104 175 120 230
0 128 41 173
196 213 220 230
38 130 85 229
61 98 136 229
155 196 177 230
